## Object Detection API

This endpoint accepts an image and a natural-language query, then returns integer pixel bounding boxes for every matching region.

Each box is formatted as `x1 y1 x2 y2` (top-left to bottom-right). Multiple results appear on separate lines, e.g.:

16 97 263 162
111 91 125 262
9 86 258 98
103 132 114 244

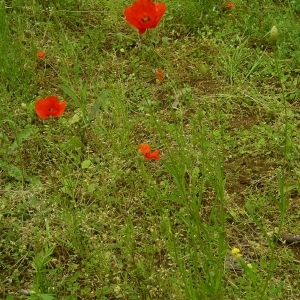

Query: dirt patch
228 110 259 130
225 155 278 205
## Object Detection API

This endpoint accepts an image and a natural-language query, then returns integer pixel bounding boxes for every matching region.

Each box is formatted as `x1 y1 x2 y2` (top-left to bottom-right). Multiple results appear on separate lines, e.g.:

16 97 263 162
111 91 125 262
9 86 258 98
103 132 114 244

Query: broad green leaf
40 295 55 300
69 113 81 125
87 183 97 193
28 294 55 300
0 132 9 144
60 83 88 123
81 159 91 169
8 127 32 153
7 165 23 180
67 136 82 149
16 127 32 142
88 89 109 121
60 84 80 104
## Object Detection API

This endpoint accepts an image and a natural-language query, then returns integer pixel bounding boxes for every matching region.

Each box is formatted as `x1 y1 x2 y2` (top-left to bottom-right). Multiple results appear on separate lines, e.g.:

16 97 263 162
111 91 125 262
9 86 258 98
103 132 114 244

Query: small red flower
137 143 160 160
37 51 46 59
137 143 151 155
157 68 163 83
226 3 235 9
124 0 166 34
35 95 67 119
144 149 160 160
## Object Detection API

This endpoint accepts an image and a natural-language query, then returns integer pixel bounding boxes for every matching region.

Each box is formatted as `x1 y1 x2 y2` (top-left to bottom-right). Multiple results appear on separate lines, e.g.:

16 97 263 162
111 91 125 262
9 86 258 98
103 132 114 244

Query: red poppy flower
35 95 67 119
226 3 235 9
124 0 166 34
157 68 163 83
137 143 151 155
144 149 160 160
37 51 46 59
137 143 160 160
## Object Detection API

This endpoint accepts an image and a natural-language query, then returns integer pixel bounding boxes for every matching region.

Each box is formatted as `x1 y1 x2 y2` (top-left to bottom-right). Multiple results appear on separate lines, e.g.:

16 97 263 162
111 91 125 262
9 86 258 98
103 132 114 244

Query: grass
1 0 300 299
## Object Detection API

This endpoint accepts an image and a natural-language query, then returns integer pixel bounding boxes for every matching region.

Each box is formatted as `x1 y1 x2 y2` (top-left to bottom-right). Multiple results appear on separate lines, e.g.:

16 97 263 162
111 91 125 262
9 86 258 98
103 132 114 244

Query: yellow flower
231 247 242 258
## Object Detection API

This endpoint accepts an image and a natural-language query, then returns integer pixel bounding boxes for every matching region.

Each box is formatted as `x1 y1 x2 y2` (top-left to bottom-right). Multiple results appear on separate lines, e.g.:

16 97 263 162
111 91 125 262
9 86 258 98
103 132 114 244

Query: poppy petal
139 27 147 34
138 1 165 29
35 98 51 119
157 68 163 82
124 7 144 31
154 3 166 26
145 150 160 160
45 95 60 108
37 51 46 59
54 101 67 117
124 0 166 34
137 143 151 155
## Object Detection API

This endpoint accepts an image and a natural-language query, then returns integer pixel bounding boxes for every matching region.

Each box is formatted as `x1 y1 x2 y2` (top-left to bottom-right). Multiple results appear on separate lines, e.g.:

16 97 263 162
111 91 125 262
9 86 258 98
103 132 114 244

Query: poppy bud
199 63 208 76
157 68 163 83
37 51 46 59
116 32 123 41
226 3 235 9
21 103 27 110
269 25 278 43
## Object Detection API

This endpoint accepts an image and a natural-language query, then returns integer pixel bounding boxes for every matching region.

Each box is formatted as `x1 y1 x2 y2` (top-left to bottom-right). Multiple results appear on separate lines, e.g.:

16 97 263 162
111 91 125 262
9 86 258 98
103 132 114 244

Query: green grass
1 0 300 299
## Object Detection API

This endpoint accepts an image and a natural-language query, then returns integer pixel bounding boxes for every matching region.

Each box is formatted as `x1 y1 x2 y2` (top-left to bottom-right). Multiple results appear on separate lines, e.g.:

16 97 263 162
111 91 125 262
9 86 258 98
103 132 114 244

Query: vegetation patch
1 0 300 299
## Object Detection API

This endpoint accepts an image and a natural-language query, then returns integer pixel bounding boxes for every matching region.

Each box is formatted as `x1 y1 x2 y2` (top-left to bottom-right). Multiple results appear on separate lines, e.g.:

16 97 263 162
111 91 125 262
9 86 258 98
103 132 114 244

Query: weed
1 0 300 299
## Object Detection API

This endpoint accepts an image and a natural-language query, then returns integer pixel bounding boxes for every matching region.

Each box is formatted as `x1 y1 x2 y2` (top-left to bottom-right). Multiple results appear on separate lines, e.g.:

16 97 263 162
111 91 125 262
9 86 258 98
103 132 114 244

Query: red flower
157 68 163 83
226 3 235 9
124 0 166 34
137 143 160 160
137 143 151 155
37 51 46 59
35 95 67 119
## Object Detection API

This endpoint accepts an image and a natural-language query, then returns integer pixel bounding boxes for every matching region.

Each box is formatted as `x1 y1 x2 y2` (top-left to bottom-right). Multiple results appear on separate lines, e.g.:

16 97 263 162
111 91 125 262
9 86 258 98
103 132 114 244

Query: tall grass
1 0 300 299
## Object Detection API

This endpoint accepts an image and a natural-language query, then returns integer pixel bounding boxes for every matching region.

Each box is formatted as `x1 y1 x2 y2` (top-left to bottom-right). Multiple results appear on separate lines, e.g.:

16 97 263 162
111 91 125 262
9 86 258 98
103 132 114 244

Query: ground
1 0 300 299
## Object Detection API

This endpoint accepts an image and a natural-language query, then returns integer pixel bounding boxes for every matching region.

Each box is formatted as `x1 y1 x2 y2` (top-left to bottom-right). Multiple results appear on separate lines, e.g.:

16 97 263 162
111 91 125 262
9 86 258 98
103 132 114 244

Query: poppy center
49 107 54 112
141 16 151 22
